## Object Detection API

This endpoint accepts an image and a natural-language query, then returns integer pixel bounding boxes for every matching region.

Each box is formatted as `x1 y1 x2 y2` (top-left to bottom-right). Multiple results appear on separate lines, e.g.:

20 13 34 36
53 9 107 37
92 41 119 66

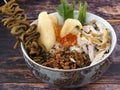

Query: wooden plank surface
0 0 120 20
0 0 120 90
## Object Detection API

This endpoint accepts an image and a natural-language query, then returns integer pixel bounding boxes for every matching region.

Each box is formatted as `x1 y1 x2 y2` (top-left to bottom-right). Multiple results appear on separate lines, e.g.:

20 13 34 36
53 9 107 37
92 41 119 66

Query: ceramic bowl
21 11 117 88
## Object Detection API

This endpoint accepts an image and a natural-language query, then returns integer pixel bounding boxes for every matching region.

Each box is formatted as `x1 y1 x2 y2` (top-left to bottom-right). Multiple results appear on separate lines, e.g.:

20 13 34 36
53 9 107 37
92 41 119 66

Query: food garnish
37 12 56 51
56 0 74 21
78 1 87 25
56 0 87 25
60 19 82 38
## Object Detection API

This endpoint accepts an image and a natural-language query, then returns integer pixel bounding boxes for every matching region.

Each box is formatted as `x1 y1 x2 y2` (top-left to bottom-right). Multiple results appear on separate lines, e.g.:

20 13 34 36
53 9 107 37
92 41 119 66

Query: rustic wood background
0 0 120 90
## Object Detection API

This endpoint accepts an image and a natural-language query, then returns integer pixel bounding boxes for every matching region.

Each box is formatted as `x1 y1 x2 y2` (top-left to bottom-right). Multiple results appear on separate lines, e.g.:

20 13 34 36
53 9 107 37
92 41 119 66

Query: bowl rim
21 11 117 72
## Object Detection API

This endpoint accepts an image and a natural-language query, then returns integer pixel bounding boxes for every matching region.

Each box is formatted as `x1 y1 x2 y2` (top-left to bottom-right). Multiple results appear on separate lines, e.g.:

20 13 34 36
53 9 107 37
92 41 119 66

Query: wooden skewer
4 0 7 4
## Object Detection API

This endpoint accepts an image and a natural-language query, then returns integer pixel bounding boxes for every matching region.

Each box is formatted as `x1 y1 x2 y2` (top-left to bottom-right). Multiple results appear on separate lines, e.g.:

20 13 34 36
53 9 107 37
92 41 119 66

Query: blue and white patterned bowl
21 11 117 88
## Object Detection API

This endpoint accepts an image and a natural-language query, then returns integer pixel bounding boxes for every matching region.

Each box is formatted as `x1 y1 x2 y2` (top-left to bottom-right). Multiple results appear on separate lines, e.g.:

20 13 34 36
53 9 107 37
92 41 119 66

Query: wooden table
0 0 120 90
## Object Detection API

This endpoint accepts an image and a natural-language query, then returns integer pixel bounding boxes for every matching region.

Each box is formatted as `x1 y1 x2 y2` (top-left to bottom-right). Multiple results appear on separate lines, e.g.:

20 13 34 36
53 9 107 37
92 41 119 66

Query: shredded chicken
76 20 110 65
